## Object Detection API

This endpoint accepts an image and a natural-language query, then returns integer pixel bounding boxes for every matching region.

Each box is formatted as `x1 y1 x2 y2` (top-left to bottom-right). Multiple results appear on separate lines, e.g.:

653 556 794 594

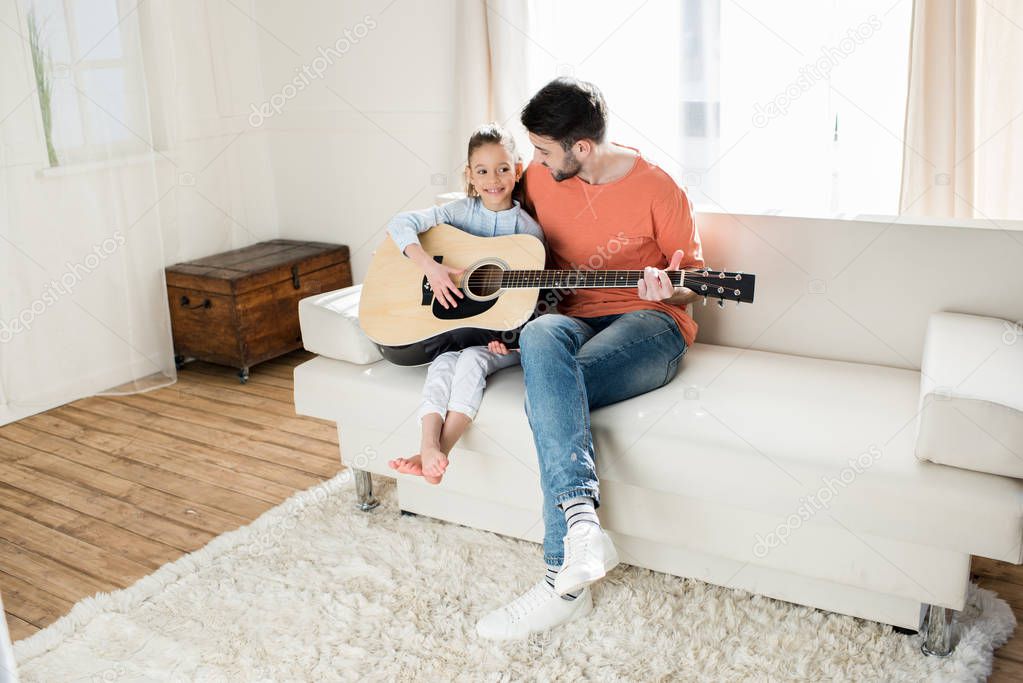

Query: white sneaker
554 524 619 596
475 580 592 640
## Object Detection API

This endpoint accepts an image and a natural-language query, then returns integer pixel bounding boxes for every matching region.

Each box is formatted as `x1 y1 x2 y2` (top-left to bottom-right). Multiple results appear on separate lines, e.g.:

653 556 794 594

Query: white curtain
899 0 1023 220
452 0 532 183
0 0 278 426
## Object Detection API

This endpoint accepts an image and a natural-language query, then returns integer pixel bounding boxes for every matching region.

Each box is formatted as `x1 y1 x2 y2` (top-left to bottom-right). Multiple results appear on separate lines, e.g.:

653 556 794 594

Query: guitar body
359 224 546 347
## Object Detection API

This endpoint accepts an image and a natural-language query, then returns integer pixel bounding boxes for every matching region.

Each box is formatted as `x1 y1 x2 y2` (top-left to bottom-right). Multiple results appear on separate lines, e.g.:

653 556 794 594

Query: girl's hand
423 260 464 309
488 340 510 355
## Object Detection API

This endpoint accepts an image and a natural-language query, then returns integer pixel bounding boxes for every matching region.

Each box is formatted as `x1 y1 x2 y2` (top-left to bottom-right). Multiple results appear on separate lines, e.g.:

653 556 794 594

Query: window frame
34 0 151 166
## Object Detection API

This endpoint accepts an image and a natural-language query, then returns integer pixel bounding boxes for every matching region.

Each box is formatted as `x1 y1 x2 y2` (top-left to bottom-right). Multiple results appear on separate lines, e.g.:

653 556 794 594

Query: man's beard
551 149 582 182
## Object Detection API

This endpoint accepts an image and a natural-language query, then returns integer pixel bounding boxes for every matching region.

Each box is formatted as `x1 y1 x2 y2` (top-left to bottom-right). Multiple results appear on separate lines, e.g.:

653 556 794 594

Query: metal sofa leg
920 604 957 656
353 469 379 512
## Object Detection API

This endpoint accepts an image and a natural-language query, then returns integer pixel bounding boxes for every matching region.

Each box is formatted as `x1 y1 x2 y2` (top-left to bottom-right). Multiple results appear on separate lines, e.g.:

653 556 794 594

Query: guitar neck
464 269 754 303
492 270 685 289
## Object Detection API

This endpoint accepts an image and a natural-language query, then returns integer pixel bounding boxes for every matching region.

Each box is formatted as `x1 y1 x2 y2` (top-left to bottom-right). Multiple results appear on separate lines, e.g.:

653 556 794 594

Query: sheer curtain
452 0 532 181
526 2 683 182
521 1 913 218
899 0 1023 220
0 0 277 426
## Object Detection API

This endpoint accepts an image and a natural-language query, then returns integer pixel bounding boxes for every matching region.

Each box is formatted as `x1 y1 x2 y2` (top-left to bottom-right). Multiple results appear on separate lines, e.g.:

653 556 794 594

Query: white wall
252 0 459 281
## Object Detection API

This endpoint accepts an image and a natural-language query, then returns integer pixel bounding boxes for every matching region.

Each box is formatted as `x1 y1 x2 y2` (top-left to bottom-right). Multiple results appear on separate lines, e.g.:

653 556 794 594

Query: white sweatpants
418 345 520 421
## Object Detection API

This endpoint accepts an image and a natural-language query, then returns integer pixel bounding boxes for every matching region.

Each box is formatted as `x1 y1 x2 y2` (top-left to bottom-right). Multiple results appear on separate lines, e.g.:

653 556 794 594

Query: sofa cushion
915 312 1023 478
298 285 382 365
294 343 1023 563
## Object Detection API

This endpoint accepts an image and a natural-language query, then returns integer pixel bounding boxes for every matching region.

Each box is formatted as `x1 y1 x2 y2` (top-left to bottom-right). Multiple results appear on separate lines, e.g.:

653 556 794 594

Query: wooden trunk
165 240 351 381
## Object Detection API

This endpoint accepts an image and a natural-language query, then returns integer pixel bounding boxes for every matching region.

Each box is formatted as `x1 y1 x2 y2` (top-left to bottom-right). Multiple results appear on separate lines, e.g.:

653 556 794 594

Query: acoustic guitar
359 224 755 363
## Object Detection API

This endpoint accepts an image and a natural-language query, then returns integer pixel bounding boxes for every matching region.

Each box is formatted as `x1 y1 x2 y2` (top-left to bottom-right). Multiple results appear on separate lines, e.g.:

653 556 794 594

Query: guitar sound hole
464 263 503 299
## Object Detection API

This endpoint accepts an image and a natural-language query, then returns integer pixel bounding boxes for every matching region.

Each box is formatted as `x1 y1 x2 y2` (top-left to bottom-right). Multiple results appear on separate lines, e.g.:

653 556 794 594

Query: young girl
385 123 545 485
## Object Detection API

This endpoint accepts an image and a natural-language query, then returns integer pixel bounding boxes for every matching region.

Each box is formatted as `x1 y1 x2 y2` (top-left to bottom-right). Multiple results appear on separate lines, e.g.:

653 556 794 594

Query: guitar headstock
682 268 756 306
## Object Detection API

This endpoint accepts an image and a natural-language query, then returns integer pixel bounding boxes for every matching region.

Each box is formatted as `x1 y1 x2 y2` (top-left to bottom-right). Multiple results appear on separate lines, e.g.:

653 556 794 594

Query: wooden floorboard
66 397 337 477
14 412 294 504
0 570 73 628
55 404 323 492
3 423 269 520
4 613 38 641
1 349 1021 680
0 482 180 569
0 460 213 551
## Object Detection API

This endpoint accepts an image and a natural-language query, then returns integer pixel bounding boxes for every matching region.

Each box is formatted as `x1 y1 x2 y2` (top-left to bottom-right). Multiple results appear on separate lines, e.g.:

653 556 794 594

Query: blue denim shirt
387 196 545 257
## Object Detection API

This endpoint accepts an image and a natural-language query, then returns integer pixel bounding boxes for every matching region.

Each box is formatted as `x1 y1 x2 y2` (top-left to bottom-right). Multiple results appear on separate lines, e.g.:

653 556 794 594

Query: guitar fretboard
462 269 744 292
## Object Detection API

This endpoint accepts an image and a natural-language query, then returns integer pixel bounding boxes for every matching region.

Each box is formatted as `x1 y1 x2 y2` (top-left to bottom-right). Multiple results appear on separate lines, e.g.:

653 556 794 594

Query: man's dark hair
520 77 608 150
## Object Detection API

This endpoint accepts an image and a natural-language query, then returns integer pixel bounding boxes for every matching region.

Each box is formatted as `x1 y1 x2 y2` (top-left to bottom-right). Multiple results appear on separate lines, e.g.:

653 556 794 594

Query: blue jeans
518 310 688 566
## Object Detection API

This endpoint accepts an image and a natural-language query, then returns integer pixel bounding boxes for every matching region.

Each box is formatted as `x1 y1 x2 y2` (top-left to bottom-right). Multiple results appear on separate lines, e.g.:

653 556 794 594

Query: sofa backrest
692 210 1023 370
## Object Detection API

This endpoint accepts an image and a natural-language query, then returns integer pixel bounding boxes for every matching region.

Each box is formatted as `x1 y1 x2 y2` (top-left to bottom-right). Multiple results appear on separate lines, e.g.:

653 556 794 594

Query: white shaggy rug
13 474 1016 682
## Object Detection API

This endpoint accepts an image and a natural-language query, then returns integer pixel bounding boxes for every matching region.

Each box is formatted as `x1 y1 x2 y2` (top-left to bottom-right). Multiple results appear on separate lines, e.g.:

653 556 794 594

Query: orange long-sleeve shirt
523 144 706 346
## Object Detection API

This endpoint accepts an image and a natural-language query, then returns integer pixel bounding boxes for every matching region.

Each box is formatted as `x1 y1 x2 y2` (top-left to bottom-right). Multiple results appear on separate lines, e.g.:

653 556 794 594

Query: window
526 0 913 218
26 0 150 165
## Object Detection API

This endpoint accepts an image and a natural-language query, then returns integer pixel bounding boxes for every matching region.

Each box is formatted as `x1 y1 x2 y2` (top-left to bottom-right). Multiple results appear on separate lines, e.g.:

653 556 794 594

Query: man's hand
637 249 687 302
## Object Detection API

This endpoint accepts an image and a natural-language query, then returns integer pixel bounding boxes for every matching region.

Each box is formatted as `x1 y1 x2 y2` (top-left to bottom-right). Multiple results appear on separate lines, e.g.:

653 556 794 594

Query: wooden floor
1 349 1022 680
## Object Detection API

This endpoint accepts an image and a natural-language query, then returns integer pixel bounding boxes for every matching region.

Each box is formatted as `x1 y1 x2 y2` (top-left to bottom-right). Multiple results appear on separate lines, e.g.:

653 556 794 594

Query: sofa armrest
915 312 1023 477
298 284 383 365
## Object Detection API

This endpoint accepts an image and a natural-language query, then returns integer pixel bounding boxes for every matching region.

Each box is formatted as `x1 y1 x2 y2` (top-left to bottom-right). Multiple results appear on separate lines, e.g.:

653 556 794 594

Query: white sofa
293 288 1023 654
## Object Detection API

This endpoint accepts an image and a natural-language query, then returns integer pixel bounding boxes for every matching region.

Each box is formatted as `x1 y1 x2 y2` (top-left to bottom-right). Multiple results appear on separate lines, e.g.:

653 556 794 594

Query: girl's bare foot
420 446 449 484
387 455 442 485
388 456 422 475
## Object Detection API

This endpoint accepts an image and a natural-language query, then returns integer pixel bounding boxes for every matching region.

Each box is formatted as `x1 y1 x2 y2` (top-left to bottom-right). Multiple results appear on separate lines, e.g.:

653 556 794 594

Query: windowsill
690 204 1023 233
36 151 171 179
439 189 1023 233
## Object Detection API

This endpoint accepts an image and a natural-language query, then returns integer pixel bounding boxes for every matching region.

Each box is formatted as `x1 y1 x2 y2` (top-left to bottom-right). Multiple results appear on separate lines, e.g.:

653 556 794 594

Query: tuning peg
702 296 708 306
717 299 725 308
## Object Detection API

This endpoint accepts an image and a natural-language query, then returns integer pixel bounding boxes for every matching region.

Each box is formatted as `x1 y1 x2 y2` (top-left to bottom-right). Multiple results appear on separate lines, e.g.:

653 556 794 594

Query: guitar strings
459 279 741 289
460 270 743 282
455 268 747 301
460 269 739 277
460 272 743 286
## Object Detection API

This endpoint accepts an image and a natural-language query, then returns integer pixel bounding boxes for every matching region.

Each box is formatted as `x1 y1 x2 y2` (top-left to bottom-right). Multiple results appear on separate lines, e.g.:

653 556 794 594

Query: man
476 78 705 639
